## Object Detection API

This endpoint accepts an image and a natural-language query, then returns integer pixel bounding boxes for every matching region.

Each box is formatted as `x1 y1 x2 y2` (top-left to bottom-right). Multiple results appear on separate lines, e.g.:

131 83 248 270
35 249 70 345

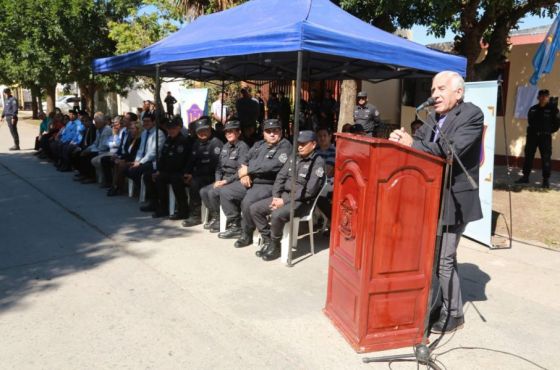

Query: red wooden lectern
324 134 445 353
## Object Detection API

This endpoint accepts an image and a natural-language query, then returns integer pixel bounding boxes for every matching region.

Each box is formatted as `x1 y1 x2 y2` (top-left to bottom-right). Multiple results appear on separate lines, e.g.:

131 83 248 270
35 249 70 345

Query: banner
463 81 498 247
177 88 209 127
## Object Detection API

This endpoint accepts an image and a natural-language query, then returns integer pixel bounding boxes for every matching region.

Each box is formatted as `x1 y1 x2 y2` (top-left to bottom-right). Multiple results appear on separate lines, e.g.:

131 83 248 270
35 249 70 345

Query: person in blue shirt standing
1 88 19 150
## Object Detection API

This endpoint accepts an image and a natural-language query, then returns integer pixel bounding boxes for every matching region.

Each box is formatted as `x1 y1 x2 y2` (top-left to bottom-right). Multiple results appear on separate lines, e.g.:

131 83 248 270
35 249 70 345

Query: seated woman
38 113 65 160
107 121 141 196
34 112 50 152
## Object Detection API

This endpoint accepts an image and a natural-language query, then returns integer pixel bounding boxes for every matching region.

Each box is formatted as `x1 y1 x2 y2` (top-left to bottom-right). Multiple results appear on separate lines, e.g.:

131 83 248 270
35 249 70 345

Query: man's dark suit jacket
412 101 484 226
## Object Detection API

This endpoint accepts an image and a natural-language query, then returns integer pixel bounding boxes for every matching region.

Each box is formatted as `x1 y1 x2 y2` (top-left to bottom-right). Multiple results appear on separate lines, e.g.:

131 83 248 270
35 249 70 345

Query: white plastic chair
219 206 227 232
127 178 134 197
280 181 329 264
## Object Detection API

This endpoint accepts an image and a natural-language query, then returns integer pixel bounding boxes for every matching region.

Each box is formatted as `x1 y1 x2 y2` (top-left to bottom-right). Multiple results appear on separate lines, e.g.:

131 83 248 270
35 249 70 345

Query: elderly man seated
249 130 325 261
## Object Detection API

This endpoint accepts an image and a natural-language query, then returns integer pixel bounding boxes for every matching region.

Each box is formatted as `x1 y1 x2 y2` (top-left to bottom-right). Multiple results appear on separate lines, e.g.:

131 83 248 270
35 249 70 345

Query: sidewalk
0 120 559 369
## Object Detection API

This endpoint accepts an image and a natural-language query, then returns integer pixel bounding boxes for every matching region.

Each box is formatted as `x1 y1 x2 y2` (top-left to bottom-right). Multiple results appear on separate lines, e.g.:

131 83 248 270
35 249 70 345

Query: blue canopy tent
92 0 465 80
93 0 467 266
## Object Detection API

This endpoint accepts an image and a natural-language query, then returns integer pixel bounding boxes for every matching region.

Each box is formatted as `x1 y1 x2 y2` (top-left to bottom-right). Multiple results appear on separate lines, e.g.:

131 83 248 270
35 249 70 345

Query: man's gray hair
435 71 465 99
93 111 105 123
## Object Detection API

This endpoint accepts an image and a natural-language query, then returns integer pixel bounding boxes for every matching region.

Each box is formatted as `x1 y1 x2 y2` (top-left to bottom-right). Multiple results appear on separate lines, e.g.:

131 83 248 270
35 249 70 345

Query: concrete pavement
0 119 559 369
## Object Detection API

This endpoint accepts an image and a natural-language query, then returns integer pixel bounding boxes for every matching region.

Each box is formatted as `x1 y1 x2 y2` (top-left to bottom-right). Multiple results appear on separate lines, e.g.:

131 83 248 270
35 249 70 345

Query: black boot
255 236 271 257
542 178 550 189
209 218 220 233
262 239 281 261
515 176 529 184
218 222 242 239
234 232 253 248
182 214 202 227
203 212 218 229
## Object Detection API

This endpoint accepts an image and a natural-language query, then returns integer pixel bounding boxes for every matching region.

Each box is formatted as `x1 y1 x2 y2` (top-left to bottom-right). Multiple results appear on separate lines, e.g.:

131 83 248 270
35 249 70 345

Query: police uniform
354 91 381 137
250 131 325 261
219 119 292 246
520 92 559 187
200 121 249 231
182 118 224 226
153 118 191 218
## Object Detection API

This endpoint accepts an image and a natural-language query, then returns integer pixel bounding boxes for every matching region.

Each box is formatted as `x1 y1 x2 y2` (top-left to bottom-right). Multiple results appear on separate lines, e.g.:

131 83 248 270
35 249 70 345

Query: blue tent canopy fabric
92 0 466 80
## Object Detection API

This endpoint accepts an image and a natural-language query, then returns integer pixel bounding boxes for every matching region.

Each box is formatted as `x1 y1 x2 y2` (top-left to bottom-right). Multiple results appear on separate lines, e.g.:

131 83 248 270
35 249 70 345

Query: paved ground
0 120 559 370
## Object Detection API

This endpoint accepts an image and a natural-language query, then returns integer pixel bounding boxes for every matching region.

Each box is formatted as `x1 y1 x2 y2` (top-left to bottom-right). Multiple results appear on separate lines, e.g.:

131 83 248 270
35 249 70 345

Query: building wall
362 80 401 125
497 42 560 163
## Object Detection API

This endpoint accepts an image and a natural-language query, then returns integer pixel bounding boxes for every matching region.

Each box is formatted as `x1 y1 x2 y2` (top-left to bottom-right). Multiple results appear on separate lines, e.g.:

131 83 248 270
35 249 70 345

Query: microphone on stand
416 97 436 112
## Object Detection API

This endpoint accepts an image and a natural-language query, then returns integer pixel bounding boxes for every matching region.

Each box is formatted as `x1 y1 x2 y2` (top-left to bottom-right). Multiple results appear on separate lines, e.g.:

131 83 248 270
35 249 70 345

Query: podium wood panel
324 134 444 353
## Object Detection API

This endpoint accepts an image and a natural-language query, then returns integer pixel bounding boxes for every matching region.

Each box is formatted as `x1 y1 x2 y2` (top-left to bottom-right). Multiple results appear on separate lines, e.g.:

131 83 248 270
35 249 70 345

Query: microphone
416 97 436 112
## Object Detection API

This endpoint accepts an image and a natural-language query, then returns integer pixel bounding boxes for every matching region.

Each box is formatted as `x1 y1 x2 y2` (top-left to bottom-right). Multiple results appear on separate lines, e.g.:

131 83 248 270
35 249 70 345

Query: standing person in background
389 70 484 334
211 92 229 125
164 92 177 118
278 91 291 137
236 88 259 131
515 89 559 189
255 90 266 125
267 92 280 120
1 88 19 150
354 91 381 137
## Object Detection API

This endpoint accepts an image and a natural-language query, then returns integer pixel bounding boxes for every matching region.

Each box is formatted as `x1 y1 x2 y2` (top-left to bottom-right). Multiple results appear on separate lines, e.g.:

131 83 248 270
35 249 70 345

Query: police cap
262 118 281 130
357 91 367 98
195 117 212 132
297 130 317 143
350 123 365 133
224 120 241 131
167 115 183 128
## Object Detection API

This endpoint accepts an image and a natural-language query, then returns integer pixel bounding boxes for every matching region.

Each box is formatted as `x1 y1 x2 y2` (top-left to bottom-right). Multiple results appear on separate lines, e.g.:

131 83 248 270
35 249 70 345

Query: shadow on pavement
0 151 194 313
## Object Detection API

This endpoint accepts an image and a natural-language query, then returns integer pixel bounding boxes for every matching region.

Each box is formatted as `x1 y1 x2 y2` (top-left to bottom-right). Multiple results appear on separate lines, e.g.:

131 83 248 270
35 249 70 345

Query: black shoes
203 216 217 229
140 202 156 212
9 145 20 151
234 233 253 248
209 219 220 233
152 209 168 218
542 179 550 189
262 239 281 261
218 226 242 239
431 314 464 334
255 239 269 257
182 216 202 227
515 176 529 184
169 212 187 221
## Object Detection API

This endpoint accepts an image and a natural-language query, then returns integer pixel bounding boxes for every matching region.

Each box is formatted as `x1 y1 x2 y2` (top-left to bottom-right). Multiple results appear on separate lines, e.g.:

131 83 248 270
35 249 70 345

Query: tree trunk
45 84 56 113
337 79 357 132
31 86 40 118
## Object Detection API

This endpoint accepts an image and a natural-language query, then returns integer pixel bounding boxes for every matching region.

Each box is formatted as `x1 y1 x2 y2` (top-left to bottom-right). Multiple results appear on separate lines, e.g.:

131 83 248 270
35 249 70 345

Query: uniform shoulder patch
279 153 288 163
214 147 221 155
316 167 324 178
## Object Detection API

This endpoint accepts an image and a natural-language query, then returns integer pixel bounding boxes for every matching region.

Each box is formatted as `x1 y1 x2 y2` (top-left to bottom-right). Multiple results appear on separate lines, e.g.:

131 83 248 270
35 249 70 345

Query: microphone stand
363 105 478 369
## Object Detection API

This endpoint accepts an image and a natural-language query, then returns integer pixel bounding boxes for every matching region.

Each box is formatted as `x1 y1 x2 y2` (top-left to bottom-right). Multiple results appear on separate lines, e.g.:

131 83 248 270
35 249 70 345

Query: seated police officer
250 131 325 261
152 116 191 219
182 117 224 227
218 118 292 247
200 120 249 232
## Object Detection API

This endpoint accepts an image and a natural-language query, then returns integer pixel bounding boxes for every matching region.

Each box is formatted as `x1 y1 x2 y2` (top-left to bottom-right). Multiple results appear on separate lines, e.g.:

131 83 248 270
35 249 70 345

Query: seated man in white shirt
211 93 229 125
125 113 166 212
74 112 113 184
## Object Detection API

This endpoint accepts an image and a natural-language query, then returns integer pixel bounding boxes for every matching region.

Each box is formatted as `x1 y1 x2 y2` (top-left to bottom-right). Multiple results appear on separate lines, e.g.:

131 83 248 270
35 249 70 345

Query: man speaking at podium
389 71 484 334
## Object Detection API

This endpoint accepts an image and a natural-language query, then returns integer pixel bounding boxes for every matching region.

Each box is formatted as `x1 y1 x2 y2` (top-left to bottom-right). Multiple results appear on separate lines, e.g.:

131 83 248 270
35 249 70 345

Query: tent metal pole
286 50 304 267
155 64 161 170
221 80 225 122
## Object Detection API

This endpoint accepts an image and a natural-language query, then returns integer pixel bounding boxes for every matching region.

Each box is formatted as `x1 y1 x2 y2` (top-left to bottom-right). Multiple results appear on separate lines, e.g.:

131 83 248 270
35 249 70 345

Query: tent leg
155 64 161 170
286 51 304 267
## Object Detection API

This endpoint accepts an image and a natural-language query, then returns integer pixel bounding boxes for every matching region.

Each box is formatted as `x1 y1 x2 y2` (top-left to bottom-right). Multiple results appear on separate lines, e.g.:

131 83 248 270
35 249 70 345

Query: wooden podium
324 134 445 353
